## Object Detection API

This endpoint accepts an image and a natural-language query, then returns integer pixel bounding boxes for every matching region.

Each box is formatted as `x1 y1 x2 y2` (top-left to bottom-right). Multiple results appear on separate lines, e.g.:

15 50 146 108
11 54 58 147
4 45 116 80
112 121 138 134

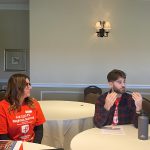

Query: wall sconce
95 21 111 37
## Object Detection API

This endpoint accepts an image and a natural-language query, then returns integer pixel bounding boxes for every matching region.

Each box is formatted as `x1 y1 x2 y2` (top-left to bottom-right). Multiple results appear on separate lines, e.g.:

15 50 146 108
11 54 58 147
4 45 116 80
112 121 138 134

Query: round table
39 100 94 120
71 125 150 150
39 100 95 150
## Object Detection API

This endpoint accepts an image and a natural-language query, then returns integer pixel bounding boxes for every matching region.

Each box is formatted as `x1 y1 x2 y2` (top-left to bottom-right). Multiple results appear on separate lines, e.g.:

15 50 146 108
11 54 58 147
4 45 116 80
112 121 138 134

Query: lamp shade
104 21 111 30
95 21 102 29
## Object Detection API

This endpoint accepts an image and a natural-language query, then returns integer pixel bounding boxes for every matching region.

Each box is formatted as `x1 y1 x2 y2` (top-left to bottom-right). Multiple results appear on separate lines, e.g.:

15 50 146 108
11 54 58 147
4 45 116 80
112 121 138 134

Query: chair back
0 90 6 101
84 86 102 104
142 98 150 118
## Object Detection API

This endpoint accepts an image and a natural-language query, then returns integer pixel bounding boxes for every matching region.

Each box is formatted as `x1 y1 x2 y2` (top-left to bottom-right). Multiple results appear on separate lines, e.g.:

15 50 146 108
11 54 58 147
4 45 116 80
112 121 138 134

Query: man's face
109 77 126 94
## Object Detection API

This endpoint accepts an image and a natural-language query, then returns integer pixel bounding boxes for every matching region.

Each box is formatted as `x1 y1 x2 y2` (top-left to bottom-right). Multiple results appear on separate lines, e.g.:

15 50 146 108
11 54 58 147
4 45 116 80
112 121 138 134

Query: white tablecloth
71 125 150 150
23 142 54 150
39 100 95 150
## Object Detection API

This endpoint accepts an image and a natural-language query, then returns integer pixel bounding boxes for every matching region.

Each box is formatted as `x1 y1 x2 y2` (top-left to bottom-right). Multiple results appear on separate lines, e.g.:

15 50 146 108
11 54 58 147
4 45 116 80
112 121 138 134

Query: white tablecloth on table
39 100 95 150
71 125 150 150
23 141 54 150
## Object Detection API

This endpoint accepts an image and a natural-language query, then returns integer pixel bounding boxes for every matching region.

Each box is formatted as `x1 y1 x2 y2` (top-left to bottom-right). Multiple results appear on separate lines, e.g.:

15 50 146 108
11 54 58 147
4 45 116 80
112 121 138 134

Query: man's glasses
114 80 126 85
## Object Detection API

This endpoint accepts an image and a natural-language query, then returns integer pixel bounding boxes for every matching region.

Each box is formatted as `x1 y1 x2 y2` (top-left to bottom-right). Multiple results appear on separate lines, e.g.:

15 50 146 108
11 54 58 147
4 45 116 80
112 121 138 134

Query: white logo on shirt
25 110 32 113
21 125 29 134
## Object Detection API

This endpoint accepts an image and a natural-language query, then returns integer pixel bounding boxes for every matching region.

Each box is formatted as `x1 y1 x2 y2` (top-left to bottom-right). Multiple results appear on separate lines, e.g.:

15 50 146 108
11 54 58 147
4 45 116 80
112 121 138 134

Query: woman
0 74 45 143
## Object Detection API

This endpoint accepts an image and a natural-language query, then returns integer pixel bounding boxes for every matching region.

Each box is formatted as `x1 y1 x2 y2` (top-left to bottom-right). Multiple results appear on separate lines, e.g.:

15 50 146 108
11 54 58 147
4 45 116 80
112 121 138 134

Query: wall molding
1 81 149 100
0 4 28 10
34 83 150 100
40 90 150 100
0 79 7 83
32 83 150 89
40 90 82 100
1 81 150 89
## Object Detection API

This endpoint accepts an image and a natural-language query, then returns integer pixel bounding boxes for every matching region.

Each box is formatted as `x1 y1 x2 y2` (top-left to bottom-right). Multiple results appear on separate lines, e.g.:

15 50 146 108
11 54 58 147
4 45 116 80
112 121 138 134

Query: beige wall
30 0 150 85
0 10 29 82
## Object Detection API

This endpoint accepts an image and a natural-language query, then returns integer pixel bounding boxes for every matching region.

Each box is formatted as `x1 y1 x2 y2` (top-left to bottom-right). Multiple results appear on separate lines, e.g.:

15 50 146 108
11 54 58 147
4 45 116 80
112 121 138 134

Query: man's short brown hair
107 69 126 82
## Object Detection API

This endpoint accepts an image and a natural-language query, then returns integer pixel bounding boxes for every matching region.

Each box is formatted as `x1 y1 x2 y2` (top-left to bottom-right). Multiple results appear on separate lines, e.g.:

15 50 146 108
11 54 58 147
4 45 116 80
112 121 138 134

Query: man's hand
132 92 142 112
104 92 117 111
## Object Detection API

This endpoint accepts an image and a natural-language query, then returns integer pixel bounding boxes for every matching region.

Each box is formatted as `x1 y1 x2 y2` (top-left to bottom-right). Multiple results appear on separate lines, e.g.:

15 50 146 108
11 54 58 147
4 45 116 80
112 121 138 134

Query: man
94 69 142 128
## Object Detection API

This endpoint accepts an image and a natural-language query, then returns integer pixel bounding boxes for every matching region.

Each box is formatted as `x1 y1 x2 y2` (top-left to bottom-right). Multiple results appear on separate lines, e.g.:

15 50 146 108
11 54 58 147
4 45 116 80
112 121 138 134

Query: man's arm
129 97 140 128
131 92 142 128
93 92 117 128
131 109 140 128
93 94 110 128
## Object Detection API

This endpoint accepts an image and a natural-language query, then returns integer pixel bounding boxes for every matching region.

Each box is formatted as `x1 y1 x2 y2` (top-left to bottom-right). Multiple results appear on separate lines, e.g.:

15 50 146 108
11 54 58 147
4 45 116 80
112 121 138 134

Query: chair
84 86 102 104
0 90 6 101
142 97 150 119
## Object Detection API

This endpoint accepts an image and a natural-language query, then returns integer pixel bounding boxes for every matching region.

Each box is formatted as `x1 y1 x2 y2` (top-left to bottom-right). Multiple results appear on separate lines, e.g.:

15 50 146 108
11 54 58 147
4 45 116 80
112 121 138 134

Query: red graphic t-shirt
0 99 46 142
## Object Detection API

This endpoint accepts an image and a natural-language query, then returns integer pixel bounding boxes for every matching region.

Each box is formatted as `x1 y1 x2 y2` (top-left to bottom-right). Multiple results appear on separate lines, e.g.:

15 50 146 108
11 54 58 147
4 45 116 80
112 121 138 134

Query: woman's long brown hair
5 73 34 112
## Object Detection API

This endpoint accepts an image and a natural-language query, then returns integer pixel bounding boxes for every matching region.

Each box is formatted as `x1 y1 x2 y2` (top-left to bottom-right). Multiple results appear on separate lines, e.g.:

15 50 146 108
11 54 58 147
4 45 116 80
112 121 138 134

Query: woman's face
23 78 32 99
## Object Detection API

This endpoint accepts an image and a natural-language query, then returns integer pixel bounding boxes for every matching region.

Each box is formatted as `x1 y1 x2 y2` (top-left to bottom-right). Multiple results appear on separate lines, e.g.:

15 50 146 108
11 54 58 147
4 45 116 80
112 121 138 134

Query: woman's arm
33 124 43 144
0 134 11 140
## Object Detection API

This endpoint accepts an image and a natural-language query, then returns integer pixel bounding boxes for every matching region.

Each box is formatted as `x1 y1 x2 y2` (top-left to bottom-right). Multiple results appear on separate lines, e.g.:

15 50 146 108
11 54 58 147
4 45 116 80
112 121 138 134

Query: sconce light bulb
95 21 102 29
104 21 111 30
95 20 111 37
